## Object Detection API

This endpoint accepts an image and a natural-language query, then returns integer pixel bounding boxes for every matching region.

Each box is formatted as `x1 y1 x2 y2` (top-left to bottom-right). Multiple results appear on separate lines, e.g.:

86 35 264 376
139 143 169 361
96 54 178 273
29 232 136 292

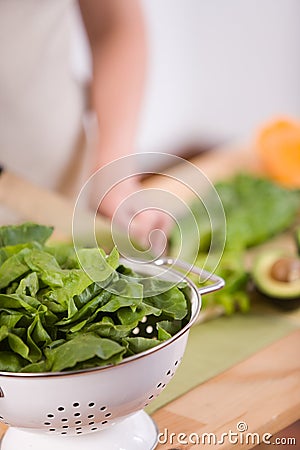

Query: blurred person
0 0 171 252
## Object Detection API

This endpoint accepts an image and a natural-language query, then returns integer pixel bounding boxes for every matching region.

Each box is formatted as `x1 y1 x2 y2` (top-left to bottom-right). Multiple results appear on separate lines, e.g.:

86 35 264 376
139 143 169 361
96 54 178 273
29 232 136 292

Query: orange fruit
256 117 300 188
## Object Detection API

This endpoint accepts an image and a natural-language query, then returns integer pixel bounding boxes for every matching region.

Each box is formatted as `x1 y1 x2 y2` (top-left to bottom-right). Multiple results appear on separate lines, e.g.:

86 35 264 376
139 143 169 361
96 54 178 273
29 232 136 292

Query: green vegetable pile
171 173 300 315
0 223 189 373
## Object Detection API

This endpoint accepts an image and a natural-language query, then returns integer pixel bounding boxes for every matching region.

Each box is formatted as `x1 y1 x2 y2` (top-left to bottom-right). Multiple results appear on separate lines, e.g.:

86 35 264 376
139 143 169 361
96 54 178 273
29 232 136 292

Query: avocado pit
270 257 300 283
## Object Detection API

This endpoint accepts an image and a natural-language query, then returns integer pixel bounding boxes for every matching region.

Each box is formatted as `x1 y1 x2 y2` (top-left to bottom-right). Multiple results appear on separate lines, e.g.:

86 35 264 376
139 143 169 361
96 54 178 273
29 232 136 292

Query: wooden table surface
153 329 300 449
0 146 299 447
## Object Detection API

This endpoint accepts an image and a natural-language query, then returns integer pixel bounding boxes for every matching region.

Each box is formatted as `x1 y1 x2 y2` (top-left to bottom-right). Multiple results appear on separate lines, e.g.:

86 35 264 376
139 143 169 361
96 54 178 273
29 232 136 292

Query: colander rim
0 263 201 379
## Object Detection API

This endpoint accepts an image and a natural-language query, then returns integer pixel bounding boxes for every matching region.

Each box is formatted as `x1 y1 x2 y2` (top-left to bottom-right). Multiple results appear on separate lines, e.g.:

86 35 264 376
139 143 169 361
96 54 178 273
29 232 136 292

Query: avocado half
251 250 300 310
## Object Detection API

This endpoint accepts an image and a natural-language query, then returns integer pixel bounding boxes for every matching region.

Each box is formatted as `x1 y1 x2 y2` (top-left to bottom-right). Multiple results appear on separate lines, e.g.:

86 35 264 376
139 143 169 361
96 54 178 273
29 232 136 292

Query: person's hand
92 177 173 256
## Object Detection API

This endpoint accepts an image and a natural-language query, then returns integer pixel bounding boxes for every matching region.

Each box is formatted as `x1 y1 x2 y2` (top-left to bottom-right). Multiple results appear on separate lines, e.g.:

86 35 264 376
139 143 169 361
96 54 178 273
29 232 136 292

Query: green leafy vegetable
171 173 300 316
213 174 299 251
143 286 187 320
24 250 64 288
0 223 189 373
0 248 31 290
0 352 25 372
0 223 53 247
46 333 125 372
124 337 161 355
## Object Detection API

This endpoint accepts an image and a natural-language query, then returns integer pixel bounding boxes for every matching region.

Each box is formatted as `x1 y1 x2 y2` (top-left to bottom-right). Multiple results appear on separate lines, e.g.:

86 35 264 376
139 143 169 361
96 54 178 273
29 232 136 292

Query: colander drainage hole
73 402 80 407
88 414 94 419
75 420 82 425
47 414 54 418
74 412 81 417
61 418 68 422
99 406 107 411
57 406 65 411
88 402 95 408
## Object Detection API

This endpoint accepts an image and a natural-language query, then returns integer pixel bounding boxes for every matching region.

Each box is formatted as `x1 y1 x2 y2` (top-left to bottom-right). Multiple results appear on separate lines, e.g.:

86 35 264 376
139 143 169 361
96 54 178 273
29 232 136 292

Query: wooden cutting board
142 144 264 201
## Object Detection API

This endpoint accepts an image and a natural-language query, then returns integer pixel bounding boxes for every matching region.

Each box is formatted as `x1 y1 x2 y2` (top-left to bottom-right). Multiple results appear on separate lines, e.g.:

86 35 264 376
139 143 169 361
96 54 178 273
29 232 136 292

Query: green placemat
146 306 300 415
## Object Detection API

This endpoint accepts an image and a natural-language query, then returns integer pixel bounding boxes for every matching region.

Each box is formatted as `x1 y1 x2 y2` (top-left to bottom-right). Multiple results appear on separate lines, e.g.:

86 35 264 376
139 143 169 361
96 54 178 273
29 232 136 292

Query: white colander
0 258 224 450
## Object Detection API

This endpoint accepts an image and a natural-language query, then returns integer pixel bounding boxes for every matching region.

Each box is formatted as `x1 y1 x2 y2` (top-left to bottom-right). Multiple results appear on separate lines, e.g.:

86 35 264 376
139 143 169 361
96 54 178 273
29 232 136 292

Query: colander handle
154 258 225 295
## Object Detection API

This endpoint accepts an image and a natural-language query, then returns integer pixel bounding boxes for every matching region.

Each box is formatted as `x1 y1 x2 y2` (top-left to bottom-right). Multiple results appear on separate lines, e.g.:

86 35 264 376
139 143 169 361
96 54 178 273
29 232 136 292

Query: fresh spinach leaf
124 337 161 355
0 248 30 289
144 286 187 320
46 333 125 372
0 223 53 247
24 250 64 288
0 351 25 372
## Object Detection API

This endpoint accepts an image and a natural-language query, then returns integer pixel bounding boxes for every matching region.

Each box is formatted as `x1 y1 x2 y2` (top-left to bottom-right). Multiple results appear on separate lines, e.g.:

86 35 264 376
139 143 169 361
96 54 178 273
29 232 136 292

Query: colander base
1 410 158 450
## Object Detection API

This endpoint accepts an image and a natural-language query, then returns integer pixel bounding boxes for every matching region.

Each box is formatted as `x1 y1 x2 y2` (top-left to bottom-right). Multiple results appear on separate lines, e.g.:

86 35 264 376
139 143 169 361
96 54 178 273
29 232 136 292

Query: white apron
0 0 89 207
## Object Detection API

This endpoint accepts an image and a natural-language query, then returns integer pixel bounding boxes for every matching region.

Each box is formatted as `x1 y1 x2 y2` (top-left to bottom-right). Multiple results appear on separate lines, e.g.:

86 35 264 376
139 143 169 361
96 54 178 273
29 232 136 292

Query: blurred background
73 0 300 156
0 2 299 444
